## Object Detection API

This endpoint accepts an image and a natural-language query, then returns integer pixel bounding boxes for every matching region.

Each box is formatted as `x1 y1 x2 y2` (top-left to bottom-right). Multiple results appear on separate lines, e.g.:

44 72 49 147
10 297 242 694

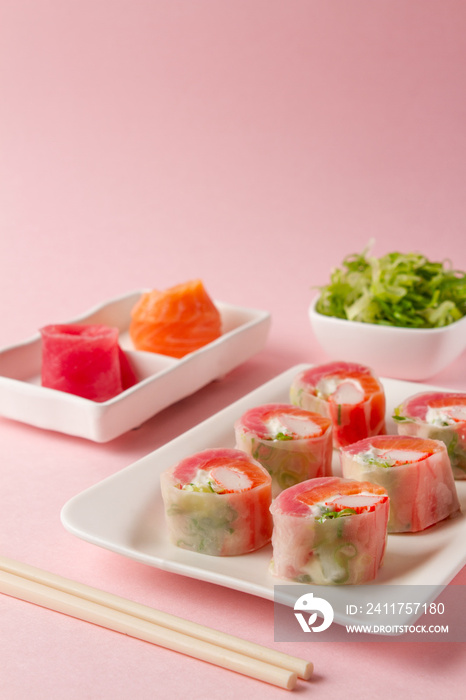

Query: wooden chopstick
0 556 313 690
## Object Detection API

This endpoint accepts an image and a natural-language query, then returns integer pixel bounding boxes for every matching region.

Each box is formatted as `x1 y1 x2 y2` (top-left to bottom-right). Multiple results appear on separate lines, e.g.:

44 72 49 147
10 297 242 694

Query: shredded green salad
315 243 466 328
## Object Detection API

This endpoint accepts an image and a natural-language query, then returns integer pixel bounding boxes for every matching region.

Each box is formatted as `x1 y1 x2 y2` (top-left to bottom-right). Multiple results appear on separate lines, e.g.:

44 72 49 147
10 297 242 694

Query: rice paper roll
160 448 272 556
394 391 466 480
290 361 386 448
340 435 461 533
40 324 137 402
234 403 333 498
270 476 389 584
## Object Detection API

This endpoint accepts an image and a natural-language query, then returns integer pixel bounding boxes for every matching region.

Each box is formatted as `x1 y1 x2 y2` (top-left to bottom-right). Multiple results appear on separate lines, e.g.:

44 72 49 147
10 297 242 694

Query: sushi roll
40 324 137 402
270 476 389 584
340 435 461 532
234 403 333 498
290 361 386 448
160 448 272 556
393 392 466 480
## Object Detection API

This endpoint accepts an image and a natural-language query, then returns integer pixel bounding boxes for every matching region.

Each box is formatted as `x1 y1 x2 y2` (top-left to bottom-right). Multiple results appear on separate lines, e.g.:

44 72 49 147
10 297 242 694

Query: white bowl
309 295 466 381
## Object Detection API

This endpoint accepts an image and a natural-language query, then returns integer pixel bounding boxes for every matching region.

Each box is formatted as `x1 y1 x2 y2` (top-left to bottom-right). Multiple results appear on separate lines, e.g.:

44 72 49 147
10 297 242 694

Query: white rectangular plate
61 366 466 625
0 291 271 441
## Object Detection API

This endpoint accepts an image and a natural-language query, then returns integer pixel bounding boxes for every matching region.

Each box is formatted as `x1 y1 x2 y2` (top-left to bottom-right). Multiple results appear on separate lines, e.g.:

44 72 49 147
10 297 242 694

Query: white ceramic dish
309 295 466 381
0 291 271 442
61 365 466 625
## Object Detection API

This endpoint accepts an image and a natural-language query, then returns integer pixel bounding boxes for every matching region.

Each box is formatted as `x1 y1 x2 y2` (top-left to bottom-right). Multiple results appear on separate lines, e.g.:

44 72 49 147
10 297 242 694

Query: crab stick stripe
289 361 386 448
394 391 466 480
160 448 272 556
340 435 461 532
269 477 389 585
234 404 333 498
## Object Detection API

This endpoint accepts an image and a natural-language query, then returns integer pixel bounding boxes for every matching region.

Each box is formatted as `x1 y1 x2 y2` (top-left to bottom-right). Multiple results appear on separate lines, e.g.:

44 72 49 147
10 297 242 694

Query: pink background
1 2 465 698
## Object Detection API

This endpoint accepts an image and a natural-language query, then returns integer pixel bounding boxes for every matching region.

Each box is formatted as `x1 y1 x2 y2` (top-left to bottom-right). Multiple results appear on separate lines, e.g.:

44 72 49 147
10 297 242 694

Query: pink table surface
1 2 466 698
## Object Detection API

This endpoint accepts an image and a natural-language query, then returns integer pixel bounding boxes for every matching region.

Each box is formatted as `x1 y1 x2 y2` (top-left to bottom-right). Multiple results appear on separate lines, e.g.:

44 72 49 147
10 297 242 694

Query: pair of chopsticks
0 556 312 690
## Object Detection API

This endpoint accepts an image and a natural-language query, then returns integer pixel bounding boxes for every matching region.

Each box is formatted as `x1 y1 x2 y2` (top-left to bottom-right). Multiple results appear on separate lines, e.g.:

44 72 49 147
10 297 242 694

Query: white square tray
61 366 466 624
0 291 271 441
